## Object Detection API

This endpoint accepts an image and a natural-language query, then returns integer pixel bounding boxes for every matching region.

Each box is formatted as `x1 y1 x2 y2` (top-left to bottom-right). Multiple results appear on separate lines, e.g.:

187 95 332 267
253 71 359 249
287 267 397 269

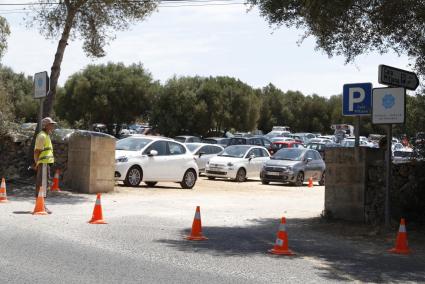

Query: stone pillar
325 147 384 222
67 135 115 193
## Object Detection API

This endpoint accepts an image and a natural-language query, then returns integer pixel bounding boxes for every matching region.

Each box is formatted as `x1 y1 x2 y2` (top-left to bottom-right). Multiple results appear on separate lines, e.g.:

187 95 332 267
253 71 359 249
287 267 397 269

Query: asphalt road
1 178 424 283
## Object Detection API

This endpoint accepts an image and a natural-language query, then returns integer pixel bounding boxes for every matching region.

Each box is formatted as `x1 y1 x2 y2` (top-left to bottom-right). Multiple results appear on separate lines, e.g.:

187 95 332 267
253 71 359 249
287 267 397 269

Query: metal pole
385 124 392 227
355 116 360 147
38 98 44 130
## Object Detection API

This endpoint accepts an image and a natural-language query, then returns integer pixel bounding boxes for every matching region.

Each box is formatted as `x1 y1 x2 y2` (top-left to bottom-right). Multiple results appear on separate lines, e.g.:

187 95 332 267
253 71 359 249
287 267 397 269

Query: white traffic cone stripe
95 197 101 205
279 224 286 232
194 211 201 220
399 225 406 233
38 186 46 198
275 238 284 246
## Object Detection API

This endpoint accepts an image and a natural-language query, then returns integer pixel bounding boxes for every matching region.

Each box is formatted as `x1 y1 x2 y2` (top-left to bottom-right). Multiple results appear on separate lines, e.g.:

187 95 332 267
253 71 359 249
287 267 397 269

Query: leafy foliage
55 62 159 134
0 16 10 60
248 0 425 78
30 0 158 58
0 66 38 122
150 76 260 137
27 0 158 117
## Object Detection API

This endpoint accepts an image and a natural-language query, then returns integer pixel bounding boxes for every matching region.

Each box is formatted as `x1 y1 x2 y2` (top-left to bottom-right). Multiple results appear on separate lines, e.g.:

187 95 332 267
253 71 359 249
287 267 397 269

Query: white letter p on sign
348 87 365 111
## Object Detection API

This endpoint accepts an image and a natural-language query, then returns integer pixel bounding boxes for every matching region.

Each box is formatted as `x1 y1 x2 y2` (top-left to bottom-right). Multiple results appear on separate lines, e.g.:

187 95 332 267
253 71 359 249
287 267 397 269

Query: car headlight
115 156 128 163
227 162 234 167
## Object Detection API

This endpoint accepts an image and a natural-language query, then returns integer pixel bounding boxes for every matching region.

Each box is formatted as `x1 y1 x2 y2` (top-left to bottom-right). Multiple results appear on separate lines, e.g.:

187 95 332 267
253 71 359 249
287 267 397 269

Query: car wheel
319 171 325 186
124 166 142 187
207 176 216 180
181 169 197 189
294 172 304 187
261 180 269 185
235 168 246 182
145 181 157 187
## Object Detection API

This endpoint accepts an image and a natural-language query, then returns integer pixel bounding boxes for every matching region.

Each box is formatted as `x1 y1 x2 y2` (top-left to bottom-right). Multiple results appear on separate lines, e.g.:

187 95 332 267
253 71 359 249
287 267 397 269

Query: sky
0 1 413 98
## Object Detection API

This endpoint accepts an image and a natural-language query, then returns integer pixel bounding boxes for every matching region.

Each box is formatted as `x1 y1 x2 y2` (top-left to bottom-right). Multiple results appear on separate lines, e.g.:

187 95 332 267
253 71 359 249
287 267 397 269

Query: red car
270 141 304 155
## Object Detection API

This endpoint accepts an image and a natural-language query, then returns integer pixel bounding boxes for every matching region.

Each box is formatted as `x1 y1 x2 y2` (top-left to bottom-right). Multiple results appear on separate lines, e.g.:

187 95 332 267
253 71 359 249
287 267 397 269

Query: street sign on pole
342 83 372 147
34 71 49 99
378 64 419 91
342 83 372 116
372 87 406 124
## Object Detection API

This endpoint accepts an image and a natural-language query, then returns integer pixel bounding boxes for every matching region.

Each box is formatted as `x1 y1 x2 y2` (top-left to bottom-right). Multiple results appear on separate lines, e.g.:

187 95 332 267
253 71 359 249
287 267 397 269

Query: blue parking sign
342 83 372 116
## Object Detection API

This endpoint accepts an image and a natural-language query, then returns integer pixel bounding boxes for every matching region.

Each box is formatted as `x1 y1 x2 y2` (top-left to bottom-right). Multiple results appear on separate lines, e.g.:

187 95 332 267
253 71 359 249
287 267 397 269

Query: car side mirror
248 154 255 160
148 150 158 157
198 151 206 157
305 157 313 163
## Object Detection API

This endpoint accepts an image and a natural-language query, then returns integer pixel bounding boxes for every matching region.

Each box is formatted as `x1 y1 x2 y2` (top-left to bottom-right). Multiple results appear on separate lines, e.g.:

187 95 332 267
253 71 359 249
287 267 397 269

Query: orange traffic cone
389 218 411 254
0 177 8 203
185 206 208 240
89 193 107 224
308 177 313 188
51 169 61 191
33 187 48 215
269 217 295 255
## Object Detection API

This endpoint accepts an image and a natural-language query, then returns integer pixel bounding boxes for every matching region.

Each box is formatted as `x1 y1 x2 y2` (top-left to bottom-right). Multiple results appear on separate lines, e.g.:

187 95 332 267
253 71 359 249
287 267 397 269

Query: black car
228 136 272 152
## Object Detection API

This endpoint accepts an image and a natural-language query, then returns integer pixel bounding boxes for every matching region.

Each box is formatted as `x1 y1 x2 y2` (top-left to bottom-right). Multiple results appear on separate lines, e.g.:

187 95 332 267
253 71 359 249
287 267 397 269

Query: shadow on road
6 179 89 204
156 217 425 282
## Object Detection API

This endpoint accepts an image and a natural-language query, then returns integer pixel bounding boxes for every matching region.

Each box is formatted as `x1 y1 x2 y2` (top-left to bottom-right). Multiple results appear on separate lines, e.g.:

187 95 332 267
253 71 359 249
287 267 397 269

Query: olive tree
248 1 425 79
29 0 158 117
0 16 10 60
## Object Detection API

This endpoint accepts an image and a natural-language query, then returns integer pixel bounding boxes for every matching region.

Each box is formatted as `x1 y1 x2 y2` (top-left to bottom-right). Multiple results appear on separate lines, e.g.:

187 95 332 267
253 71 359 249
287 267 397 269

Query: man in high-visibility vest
34 117 57 214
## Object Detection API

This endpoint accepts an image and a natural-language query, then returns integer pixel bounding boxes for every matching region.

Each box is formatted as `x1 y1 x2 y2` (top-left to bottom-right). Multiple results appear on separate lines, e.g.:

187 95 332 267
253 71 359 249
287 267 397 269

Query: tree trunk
28 5 77 165
42 9 76 118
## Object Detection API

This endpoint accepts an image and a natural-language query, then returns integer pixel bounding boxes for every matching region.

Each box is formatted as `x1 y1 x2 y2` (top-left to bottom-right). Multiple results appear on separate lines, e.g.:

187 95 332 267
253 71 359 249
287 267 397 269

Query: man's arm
34 149 41 167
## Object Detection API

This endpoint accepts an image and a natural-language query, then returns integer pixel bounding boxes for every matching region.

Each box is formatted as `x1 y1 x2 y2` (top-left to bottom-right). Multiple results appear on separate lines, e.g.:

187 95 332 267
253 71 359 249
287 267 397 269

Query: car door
142 140 169 181
245 148 267 177
200 145 223 171
303 150 317 180
195 145 211 171
166 141 188 180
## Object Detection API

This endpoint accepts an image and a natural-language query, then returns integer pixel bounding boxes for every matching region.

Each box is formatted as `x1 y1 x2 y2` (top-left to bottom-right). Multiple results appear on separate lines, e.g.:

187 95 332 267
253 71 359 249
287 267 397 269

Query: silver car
185 143 224 174
260 148 325 186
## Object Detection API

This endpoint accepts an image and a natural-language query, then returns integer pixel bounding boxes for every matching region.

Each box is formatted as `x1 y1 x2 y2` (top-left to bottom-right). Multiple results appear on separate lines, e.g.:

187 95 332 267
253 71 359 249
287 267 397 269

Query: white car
205 145 270 182
185 143 224 174
115 136 199 188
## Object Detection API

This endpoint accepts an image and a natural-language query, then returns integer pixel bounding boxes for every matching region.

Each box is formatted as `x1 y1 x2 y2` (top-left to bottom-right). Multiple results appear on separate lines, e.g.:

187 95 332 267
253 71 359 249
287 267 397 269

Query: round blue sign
382 94 395 109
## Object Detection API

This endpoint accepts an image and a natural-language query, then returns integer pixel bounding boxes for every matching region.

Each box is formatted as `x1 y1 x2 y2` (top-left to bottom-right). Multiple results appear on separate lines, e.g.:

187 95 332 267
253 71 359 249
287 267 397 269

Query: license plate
266 171 281 176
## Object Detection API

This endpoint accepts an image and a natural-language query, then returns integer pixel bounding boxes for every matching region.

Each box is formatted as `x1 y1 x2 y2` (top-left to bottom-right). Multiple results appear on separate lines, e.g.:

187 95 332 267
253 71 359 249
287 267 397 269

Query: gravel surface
0 177 424 283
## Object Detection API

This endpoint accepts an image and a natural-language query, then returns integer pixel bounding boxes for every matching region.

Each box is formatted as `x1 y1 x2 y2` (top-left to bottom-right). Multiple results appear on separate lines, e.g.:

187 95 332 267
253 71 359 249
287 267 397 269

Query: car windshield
272 149 304 161
185 144 200 153
174 137 186 143
218 145 249 158
394 151 412 157
307 143 324 151
116 138 152 151
342 140 355 147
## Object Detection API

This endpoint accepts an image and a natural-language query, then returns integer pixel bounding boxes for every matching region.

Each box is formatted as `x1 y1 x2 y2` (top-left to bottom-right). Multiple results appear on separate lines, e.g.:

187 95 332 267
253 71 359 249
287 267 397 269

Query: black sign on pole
378 64 419 91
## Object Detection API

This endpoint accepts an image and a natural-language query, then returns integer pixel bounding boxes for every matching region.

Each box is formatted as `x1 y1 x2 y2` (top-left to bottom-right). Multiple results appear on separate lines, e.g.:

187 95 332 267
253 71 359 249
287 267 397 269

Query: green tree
248 1 425 77
151 76 259 137
56 62 159 135
0 66 38 122
0 16 10 60
28 0 158 118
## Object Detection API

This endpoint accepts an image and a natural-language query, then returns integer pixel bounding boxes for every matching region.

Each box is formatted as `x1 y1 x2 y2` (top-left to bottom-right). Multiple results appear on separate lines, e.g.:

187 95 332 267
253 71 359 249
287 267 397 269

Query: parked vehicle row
114 136 326 188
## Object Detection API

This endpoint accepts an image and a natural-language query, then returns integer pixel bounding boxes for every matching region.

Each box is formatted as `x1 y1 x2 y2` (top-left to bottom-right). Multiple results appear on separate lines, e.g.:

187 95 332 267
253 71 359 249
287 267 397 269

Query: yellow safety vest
36 131 54 165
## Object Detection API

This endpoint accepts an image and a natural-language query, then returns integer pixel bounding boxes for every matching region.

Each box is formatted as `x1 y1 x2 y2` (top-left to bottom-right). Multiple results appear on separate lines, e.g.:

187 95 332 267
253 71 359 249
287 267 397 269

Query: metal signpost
342 83 372 146
372 87 406 227
373 65 417 227
34 72 49 129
